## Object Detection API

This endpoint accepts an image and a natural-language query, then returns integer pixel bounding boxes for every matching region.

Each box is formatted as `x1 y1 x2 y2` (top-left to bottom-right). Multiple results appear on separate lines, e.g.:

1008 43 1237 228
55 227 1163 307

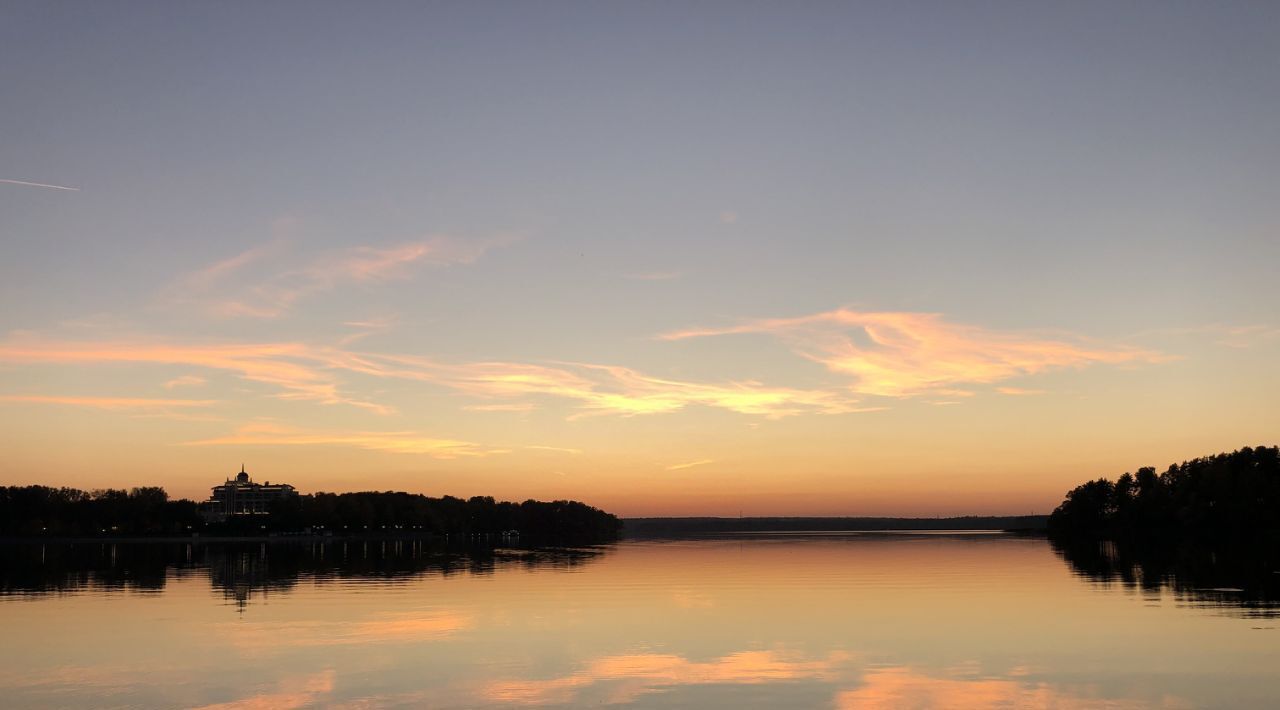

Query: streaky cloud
165 232 519 319
341 352 866 418
662 308 1169 398
0 178 79 191
666 459 713 471
163 374 207 390
0 335 391 414
464 402 537 413
526 445 584 455
0 333 867 419
996 386 1047 396
180 422 497 458
0 394 217 411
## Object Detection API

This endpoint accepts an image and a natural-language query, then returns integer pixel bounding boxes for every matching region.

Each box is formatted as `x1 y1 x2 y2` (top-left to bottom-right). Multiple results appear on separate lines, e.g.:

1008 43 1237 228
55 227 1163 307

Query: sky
1 1 1278 516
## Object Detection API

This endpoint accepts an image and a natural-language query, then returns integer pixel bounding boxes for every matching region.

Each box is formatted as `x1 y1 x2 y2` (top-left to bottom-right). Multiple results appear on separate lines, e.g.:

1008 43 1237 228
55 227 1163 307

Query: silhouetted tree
1048 446 1280 537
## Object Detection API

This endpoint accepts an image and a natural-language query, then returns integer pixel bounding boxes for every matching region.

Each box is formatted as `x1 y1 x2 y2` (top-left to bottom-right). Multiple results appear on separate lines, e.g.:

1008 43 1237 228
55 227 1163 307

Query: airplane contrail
0 178 80 191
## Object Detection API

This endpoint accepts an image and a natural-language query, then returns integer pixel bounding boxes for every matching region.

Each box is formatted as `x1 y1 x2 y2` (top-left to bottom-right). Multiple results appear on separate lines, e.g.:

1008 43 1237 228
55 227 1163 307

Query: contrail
0 178 80 191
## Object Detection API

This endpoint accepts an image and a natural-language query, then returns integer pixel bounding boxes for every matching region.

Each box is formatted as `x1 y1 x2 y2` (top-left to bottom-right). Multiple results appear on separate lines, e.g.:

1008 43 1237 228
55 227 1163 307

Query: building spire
241 463 245 474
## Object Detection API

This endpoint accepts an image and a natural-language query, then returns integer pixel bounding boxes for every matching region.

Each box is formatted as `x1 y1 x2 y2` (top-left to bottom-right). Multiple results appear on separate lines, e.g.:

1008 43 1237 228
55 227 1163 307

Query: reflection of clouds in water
485 649 857 705
218 611 473 654
836 667 1187 710
485 652 1189 709
191 670 334 710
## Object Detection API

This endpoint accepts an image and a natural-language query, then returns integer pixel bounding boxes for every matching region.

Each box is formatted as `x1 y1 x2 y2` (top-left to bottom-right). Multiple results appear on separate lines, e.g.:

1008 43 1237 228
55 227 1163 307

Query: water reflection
0 540 608 609
1 534 1277 708
1050 535 1280 618
485 650 858 705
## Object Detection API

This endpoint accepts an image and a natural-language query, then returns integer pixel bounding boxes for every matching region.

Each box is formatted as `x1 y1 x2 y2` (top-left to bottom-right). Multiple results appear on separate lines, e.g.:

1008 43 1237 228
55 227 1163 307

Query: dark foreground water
1 533 1278 709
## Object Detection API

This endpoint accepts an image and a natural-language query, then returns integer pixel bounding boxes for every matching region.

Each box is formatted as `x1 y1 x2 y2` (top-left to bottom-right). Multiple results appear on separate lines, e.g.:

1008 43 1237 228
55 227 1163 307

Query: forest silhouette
1049 445 1280 537
0 486 621 543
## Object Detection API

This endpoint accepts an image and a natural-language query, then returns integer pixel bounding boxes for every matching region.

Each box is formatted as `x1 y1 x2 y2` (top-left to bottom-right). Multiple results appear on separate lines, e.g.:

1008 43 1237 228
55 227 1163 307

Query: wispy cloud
666 458 713 471
179 240 287 293
340 353 866 418
0 335 390 414
163 375 207 390
663 308 1168 398
167 232 518 319
338 316 398 346
996 386 1047 396
181 422 497 458
0 394 217 411
0 333 866 419
0 178 79 191
526 445 584 455
464 402 537 413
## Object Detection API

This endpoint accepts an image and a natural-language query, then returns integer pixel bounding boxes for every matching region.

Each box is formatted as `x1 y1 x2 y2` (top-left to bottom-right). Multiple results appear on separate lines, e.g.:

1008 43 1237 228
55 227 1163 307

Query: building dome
236 464 249 483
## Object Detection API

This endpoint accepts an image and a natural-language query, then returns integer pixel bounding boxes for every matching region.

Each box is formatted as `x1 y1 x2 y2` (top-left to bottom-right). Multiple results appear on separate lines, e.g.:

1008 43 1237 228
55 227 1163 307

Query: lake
1 533 1277 708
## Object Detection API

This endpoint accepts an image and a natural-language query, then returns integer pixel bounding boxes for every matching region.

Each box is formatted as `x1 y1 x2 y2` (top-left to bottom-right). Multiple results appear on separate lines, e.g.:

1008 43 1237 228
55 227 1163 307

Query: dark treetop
1048 445 1280 537
0 486 621 543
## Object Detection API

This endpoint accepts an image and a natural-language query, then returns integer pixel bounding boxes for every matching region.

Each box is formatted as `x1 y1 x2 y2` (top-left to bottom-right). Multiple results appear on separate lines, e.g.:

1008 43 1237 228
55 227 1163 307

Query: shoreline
0 532 528 545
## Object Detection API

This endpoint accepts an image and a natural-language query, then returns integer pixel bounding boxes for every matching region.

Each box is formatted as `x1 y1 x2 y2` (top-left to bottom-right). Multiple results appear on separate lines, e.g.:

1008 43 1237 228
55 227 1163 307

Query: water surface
1 533 1277 708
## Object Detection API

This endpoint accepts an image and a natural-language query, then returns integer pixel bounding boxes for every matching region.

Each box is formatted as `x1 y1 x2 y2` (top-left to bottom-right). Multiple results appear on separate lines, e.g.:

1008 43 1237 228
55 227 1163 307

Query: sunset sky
2 2 1277 516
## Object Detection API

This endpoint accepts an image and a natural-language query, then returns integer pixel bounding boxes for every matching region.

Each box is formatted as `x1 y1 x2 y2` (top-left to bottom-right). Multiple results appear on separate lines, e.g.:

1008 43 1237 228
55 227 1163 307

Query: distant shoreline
0 516 1052 544
622 516 1049 537
0 532 532 545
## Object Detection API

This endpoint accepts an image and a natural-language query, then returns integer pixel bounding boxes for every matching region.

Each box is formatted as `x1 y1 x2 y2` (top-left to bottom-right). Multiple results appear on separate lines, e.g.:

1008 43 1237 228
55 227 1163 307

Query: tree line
267 492 621 541
0 486 197 536
1048 445 1280 537
0 486 621 542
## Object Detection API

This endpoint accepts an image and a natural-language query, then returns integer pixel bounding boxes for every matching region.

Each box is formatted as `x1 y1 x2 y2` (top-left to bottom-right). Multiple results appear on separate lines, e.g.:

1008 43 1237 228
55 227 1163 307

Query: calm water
1 533 1278 709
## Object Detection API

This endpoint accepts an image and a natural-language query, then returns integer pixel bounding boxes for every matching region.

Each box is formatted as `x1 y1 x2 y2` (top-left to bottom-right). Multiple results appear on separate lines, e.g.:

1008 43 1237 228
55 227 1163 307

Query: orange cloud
526 445 584 455
340 353 866 418
0 333 865 419
181 422 496 458
164 374 208 389
464 402 537 412
0 335 389 414
666 459 713 471
0 394 217 411
996 386 1047 396
663 308 1168 398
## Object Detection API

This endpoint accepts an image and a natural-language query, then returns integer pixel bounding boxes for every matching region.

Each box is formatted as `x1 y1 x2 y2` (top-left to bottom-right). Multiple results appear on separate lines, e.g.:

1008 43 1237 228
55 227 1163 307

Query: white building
201 465 298 522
